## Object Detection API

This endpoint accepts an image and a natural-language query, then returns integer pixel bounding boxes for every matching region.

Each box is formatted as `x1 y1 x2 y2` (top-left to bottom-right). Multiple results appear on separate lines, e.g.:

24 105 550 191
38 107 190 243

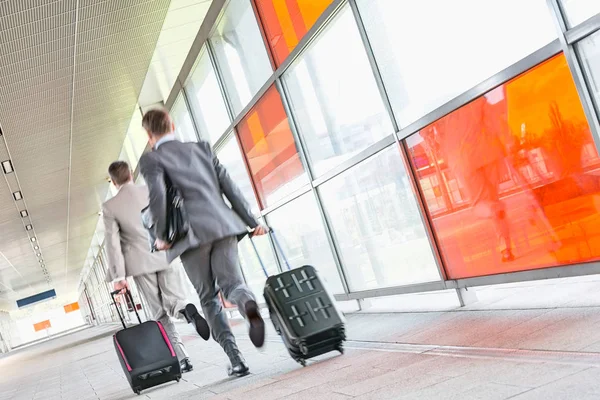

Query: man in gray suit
103 161 211 373
139 108 267 377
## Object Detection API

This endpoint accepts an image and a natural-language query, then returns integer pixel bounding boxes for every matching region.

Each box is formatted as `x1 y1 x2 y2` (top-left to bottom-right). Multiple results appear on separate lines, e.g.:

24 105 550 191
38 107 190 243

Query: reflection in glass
319 146 440 291
356 0 557 127
265 193 344 294
237 85 309 207
216 135 259 214
210 0 273 115
560 0 600 27
283 6 393 177
406 54 599 280
171 94 198 142
254 0 333 66
578 32 600 111
186 48 231 144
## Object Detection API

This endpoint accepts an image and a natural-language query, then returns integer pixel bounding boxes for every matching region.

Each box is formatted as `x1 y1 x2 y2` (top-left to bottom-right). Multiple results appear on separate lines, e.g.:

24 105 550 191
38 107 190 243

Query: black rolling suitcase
252 232 346 366
111 289 181 395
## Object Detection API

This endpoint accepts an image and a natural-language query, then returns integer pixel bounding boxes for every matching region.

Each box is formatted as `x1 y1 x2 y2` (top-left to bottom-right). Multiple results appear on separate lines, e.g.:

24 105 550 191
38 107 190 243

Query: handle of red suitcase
250 228 291 278
111 288 142 329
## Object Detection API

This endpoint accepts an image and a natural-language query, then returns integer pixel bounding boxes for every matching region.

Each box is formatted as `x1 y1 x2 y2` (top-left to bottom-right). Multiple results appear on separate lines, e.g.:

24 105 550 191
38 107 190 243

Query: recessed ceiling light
1 160 13 174
30 237 36 242
12 191 22 200
25 224 33 231
36 253 41 257
34 245 39 250
20 210 28 218
39 260 43 263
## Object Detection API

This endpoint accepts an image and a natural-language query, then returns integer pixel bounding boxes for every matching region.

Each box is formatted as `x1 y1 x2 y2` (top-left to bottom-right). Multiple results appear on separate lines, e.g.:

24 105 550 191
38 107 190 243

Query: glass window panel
265 193 344 294
135 173 146 185
118 146 132 168
357 0 557 127
560 0 600 27
283 6 393 177
237 85 309 207
211 0 273 115
405 54 600 280
319 146 440 291
238 218 279 299
578 31 600 110
123 136 138 170
171 94 198 142
128 110 148 160
216 135 260 214
186 48 231 144
254 0 333 66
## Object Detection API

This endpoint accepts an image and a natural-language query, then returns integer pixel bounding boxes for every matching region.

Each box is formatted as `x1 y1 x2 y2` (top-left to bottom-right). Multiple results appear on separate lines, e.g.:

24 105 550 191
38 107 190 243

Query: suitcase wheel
299 343 308 356
134 389 141 395
336 344 344 355
176 378 181 383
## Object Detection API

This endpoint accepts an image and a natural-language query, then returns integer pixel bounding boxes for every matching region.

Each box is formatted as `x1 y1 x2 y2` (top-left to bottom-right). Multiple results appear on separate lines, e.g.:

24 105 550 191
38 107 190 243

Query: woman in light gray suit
139 108 268 377
103 161 210 373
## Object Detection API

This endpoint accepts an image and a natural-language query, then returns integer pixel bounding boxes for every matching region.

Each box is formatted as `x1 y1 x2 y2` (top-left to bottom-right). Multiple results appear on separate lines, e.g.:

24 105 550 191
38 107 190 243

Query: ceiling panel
0 0 172 305
138 0 212 106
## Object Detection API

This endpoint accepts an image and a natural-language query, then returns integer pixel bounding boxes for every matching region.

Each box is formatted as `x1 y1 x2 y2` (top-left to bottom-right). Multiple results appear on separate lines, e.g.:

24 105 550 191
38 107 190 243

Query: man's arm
102 205 126 282
139 154 168 241
202 142 259 228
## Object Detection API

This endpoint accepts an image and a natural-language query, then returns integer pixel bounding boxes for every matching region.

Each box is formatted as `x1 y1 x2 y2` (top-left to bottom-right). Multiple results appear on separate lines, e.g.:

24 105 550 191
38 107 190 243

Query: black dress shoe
180 358 193 373
224 345 249 377
180 304 210 341
245 300 265 348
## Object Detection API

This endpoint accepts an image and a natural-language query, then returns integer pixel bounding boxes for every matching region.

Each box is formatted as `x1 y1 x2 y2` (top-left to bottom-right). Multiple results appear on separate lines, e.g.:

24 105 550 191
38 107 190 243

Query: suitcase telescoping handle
250 228 291 278
110 288 142 329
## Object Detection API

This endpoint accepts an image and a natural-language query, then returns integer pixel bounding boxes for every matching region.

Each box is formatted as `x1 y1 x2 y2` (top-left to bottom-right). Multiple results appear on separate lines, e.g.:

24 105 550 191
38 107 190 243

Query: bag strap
111 288 142 329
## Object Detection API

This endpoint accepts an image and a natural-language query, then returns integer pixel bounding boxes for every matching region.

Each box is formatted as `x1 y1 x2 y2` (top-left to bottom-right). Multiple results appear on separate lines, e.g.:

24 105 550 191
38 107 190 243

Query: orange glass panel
237 85 306 208
254 0 333 66
406 54 600 279
33 320 51 332
64 302 80 313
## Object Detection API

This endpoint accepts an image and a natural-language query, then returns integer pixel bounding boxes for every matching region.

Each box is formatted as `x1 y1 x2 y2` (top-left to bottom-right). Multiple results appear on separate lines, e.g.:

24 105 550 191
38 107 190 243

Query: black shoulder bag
141 173 189 252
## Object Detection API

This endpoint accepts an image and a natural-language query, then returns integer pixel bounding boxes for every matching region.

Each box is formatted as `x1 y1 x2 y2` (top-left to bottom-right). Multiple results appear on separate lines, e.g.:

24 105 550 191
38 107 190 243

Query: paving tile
349 372 452 399
5 311 600 399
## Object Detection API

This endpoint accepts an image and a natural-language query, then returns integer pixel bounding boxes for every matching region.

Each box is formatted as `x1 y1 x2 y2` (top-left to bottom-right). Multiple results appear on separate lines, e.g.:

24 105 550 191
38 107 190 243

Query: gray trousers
180 236 256 347
134 264 190 361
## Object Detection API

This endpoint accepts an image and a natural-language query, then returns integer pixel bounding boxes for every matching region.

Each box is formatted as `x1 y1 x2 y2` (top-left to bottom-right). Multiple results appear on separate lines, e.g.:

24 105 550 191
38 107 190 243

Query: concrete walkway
2 307 600 399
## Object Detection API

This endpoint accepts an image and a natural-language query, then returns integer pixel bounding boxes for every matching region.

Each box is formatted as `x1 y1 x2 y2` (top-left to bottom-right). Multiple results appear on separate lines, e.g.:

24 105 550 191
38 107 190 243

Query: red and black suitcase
253 231 346 366
111 289 181 395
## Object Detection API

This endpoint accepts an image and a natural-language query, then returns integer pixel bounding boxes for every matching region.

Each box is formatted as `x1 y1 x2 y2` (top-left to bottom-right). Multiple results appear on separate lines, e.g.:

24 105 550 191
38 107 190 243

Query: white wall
9 299 85 347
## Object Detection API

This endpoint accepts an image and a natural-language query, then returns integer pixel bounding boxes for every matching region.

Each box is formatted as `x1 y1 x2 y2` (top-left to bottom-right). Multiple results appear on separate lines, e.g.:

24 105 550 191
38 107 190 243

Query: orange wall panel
406 54 600 279
64 302 80 313
237 85 305 208
254 0 333 66
33 320 51 332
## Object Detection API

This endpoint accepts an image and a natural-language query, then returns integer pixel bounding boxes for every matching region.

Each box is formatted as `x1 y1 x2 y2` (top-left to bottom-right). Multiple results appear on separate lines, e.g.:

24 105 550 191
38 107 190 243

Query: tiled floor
3 308 600 399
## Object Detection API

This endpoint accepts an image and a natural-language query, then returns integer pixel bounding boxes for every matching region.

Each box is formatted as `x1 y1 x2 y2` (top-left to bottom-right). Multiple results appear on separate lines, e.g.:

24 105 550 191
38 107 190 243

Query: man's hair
108 161 132 186
142 108 172 136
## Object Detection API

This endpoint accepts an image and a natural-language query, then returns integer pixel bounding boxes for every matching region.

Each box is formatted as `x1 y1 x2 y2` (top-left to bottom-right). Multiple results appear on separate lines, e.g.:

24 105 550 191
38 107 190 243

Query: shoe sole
185 304 210 341
246 302 265 348
228 368 250 377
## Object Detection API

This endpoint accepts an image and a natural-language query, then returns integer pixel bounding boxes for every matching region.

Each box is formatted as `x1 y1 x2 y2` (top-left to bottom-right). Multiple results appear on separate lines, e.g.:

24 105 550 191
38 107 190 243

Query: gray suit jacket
139 140 259 263
102 183 171 281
